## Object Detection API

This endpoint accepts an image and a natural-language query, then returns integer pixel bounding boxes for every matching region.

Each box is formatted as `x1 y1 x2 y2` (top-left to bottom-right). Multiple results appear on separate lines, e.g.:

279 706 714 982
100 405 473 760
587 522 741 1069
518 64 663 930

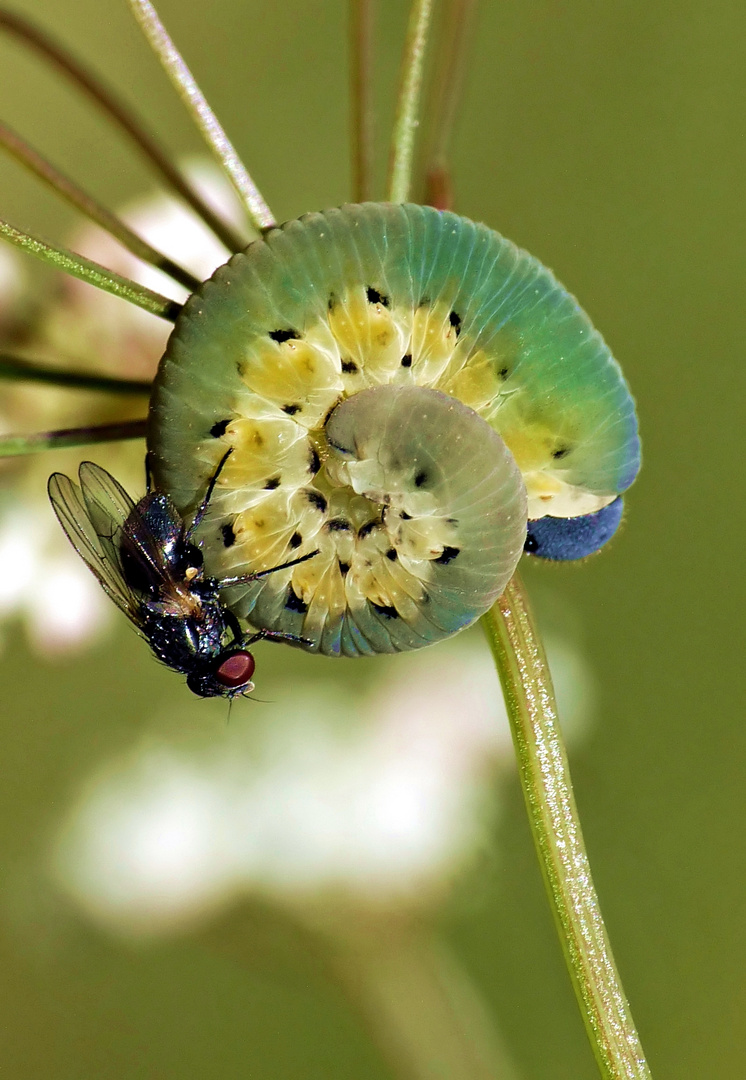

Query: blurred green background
0 1 743 1077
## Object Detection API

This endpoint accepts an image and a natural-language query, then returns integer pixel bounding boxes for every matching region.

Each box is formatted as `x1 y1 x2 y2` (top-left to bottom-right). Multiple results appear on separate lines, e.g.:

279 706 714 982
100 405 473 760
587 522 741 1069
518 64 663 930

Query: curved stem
0 354 151 394
350 0 375 202
0 219 180 322
387 0 436 203
127 0 276 232
324 924 520 1080
481 573 652 1080
0 8 245 253
0 121 202 292
0 418 147 456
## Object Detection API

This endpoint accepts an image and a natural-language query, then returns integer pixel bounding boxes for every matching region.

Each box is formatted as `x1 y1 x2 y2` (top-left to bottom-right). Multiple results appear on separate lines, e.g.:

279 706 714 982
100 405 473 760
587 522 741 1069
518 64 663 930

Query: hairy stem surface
127 0 275 232
387 0 436 203
481 574 652 1080
0 219 180 321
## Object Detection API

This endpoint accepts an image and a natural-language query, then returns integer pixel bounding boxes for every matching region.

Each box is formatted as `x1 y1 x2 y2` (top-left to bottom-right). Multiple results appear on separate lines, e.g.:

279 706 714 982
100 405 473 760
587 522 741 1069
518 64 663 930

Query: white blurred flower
53 633 594 937
0 500 112 654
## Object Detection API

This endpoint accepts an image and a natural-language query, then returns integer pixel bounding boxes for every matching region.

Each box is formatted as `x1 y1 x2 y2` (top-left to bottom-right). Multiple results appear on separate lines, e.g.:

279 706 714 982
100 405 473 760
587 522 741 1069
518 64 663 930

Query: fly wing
48 467 139 619
78 461 183 595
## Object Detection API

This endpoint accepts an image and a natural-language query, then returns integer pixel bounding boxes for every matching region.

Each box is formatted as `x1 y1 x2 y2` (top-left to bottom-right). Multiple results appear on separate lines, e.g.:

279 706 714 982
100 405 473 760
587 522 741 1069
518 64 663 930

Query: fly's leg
217 549 318 588
184 447 233 542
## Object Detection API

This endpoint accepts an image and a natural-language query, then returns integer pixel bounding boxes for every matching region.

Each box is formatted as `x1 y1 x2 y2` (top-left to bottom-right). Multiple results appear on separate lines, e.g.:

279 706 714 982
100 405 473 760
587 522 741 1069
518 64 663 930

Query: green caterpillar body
148 203 640 657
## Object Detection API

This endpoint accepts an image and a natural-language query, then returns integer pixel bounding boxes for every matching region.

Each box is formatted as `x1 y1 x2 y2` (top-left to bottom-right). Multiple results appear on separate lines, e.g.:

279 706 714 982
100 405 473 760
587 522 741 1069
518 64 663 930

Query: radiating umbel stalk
0 119 202 291
0 420 148 457
126 0 276 232
0 9 245 252
0 219 181 321
387 0 436 202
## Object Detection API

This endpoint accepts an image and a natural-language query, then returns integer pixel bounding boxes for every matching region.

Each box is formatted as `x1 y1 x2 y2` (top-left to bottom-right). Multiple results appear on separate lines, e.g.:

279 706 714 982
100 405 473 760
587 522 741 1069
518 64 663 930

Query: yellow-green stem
127 0 276 232
0 219 180 321
481 573 652 1080
387 0 436 203
0 120 201 292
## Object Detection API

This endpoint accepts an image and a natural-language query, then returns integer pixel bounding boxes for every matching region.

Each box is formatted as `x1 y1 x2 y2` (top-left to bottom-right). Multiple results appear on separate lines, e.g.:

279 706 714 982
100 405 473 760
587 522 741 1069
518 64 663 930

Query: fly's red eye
215 651 255 689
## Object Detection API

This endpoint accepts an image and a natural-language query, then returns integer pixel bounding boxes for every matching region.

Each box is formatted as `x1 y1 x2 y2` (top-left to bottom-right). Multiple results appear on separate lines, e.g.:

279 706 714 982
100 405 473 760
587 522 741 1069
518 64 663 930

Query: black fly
48 450 316 698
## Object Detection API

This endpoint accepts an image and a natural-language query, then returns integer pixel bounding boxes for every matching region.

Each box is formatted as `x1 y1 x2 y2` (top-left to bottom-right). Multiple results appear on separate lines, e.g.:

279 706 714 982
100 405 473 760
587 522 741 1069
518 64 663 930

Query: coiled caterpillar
149 202 640 657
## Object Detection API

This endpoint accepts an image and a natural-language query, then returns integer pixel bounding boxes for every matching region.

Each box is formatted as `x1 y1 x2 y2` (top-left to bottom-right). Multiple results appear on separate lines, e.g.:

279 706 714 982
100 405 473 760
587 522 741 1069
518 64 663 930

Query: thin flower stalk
0 219 181 321
0 355 151 395
0 121 202 292
0 9 245 253
387 0 436 203
126 0 276 232
350 0 376 202
482 574 652 1080
0 419 148 457
422 0 477 209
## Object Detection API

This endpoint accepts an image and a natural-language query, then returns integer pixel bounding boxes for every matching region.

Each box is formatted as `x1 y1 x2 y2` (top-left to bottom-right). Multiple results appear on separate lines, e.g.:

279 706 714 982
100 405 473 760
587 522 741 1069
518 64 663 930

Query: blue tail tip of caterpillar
524 497 625 562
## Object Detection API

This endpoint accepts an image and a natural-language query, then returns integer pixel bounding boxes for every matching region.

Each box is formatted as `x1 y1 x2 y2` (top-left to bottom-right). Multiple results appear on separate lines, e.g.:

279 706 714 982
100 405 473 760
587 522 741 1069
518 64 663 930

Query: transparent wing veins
79 461 185 591
48 467 140 619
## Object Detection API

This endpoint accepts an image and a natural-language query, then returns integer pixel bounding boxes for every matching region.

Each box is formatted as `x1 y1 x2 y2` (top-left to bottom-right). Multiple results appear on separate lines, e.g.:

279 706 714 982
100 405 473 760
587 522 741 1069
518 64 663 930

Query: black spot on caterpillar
285 587 308 614
435 546 460 565
269 328 300 343
358 520 380 539
366 286 389 307
371 601 399 619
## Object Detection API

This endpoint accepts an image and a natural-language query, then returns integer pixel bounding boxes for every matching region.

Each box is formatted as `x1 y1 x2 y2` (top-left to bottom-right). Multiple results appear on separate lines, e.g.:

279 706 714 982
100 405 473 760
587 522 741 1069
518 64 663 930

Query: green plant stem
0 354 151 394
481 573 652 1080
0 418 147 456
422 0 477 209
350 0 375 202
0 9 245 253
0 120 201 292
0 219 180 321
387 0 436 203
127 0 276 232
